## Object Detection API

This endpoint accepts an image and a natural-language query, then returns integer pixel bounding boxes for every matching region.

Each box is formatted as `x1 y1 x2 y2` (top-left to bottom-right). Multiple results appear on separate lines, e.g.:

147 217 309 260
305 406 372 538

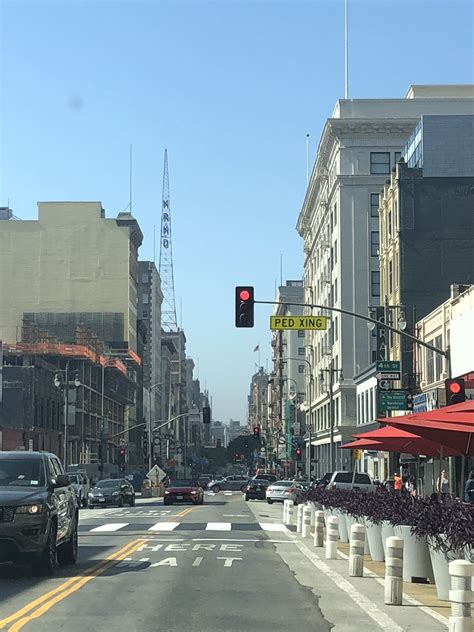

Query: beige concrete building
0 202 143 351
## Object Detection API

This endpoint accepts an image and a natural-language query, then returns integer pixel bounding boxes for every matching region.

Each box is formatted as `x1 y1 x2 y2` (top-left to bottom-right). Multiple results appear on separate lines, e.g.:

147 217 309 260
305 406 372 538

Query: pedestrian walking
405 475 416 497
464 470 474 503
436 469 449 495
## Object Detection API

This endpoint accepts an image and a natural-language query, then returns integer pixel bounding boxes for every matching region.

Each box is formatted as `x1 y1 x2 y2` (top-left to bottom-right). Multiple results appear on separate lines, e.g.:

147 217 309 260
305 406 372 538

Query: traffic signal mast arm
255 299 450 370
109 412 190 441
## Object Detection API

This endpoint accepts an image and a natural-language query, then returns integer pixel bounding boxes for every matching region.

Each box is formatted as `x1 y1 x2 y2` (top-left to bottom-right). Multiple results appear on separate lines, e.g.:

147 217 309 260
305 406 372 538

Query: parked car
164 479 204 505
266 480 305 504
0 450 78 574
244 479 269 501
207 475 249 493
67 473 90 507
326 471 377 492
313 473 333 489
252 474 277 484
88 478 135 508
197 474 213 489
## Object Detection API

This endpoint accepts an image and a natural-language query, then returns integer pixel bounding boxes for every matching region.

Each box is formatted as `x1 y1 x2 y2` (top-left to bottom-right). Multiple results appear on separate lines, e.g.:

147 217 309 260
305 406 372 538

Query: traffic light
117 447 126 472
253 426 260 440
295 447 302 460
235 286 254 328
445 378 465 405
406 393 414 412
202 406 211 424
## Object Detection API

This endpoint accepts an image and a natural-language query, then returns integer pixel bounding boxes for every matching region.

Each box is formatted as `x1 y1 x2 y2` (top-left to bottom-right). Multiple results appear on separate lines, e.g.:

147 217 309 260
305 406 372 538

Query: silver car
207 475 249 493
266 480 304 504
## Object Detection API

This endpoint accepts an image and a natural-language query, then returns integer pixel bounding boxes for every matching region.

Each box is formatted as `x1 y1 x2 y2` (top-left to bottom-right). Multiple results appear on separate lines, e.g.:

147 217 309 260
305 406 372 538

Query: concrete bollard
283 499 289 523
314 510 324 547
325 515 339 559
384 536 404 606
308 503 316 527
296 503 304 533
349 523 365 577
448 559 473 632
302 505 312 538
287 501 295 526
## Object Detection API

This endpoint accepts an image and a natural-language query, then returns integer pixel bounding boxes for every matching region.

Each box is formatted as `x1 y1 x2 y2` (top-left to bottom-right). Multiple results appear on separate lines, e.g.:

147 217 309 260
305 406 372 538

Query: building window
298 365 305 374
334 316 338 341
334 278 338 304
334 203 337 226
388 209 392 238
370 152 390 175
388 261 393 294
371 350 377 363
142 293 149 305
298 347 305 356
427 346 435 384
141 272 149 284
370 193 380 217
435 334 443 380
394 151 402 164
370 231 379 257
371 271 380 297
142 309 148 318
298 330 305 337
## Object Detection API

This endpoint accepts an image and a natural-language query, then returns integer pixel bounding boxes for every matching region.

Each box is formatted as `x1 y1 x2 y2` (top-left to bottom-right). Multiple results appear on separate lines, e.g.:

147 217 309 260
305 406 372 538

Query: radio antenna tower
159 149 178 331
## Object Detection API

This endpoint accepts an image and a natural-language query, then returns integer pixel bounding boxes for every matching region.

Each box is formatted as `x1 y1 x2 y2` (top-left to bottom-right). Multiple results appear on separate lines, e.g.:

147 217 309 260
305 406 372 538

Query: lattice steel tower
159 149 178 331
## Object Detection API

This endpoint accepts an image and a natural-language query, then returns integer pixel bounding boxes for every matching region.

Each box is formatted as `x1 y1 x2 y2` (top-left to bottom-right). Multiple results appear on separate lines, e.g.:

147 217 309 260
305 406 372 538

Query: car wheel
81 497 88 508
117 496 123 508
88 503 94 509
240 485 247 492
34 521 58 575
267 499 273 504
245 495 249 501
129 496 135 507
211 485 220 493
199 497 204 505
58 518 78 566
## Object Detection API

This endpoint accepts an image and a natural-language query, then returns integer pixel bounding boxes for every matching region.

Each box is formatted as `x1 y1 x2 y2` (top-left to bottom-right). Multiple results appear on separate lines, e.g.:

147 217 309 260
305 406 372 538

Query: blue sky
1 0 473 424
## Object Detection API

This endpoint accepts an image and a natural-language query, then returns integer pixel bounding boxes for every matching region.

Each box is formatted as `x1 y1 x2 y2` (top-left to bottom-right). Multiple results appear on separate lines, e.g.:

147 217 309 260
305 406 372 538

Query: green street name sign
376 360 401 372
378 390 407 411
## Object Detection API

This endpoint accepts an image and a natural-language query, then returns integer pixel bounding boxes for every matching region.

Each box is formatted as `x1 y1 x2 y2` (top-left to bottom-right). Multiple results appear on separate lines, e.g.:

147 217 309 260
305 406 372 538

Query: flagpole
258 343 261 369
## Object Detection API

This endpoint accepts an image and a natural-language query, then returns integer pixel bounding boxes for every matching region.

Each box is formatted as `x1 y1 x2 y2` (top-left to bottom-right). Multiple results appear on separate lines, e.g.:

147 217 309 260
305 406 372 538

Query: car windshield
68 475 80 484
169 480 196 488
95 480 120 489
0 459 46 487
273 481 294 487
251 479 269 485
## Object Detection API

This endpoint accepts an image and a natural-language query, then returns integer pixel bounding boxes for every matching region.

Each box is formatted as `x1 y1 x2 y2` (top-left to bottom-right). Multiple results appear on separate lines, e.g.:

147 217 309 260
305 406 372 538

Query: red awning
380 417 474 456
340 426 462 457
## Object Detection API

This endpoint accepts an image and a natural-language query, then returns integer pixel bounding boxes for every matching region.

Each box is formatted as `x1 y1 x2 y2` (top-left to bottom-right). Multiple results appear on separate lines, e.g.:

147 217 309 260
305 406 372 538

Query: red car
163 479 204 505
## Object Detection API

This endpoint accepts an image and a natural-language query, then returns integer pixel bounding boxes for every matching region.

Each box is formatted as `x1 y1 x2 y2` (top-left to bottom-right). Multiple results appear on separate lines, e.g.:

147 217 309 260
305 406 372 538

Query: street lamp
54 362 81 467
148 382 162 472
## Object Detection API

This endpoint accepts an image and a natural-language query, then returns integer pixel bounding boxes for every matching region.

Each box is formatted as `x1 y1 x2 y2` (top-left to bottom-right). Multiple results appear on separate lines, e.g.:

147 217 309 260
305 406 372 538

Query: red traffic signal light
445 378 465 405
235 286 254 328
119 447 126 456
253 426 260 440
295 447 302 459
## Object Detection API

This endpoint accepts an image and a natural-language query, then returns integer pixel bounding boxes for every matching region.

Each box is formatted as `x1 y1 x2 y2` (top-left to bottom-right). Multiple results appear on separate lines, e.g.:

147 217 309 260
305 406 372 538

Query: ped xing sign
270 316 328 331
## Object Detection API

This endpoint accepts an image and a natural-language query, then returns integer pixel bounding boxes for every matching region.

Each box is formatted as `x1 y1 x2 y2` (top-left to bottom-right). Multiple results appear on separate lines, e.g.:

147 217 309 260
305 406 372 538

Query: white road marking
289 535 403 631
192 556 203 567
191 538 296 543
259 523 289 533
148 522 180 531
336 550 448 627
223 514 250 518
223 492 233 496
205 522 231 531
150 557 178 567
90 523 129 532
216 556 242 567
139 558 150 562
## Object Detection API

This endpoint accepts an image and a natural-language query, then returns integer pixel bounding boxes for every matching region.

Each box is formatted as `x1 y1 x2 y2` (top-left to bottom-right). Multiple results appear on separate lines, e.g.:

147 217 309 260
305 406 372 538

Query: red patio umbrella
340 427 462 457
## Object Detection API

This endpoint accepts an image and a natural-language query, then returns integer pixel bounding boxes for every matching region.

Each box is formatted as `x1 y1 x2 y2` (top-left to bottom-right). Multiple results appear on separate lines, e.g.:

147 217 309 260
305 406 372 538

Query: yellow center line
175 506 195 518
0 538 144 631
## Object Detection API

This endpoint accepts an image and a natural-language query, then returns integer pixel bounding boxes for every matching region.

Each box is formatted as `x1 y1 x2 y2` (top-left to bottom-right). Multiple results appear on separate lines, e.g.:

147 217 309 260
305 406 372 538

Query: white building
296 85 474 477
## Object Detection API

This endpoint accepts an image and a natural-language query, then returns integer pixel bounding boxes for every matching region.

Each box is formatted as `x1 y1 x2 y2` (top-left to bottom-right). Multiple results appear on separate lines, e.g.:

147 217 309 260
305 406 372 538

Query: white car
68 473 90 507
266 480 304 504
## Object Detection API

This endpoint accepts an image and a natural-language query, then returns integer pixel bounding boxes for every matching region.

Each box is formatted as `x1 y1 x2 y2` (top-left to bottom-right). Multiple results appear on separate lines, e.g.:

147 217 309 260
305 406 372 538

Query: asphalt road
0 493 448 631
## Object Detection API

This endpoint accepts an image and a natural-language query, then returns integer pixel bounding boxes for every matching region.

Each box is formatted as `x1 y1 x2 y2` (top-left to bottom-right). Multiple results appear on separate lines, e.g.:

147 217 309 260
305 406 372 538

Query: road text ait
129 541 245 568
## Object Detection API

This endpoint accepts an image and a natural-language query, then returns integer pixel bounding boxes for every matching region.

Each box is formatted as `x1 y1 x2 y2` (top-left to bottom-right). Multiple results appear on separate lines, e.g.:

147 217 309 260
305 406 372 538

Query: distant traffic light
235 286 254 328
295 447 302 460
117 446 126 472
445 378 465 405
253 426 260 440
202 406 211 424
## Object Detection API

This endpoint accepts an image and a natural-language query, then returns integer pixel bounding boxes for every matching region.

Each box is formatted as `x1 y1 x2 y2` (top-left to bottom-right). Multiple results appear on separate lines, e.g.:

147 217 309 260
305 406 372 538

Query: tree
226 434 260 464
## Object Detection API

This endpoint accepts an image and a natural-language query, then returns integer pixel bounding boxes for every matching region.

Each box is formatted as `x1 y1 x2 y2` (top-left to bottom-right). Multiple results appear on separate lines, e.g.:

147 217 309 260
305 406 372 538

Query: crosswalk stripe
205 522 231 531
259 523 289 532
89 523 129 532
148 522 180 531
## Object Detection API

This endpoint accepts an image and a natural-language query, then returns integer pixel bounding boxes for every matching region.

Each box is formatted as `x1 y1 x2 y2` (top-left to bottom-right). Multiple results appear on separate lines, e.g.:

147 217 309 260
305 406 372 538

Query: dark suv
0 451 78 574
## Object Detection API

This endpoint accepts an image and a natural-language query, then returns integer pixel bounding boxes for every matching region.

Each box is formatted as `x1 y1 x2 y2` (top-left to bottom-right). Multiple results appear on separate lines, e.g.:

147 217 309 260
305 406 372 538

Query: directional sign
376 361 401 372
375 371 401 381
379 390 407 411
270 316 328 331
260 447 266 455
278 436 286 446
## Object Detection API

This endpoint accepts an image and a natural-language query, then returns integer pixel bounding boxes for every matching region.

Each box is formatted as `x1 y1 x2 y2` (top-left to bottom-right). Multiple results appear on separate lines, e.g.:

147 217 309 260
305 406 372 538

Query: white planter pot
364 519 385 562
381 521 395 558
464 546 474 591
428 536 463 601
334 510 349 542
393 525 434 583
345 514 370 555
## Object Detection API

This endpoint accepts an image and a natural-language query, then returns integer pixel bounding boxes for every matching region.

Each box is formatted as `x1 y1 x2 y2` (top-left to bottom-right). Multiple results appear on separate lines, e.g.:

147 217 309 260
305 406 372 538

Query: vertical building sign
0 340 3 404
375 307 387 362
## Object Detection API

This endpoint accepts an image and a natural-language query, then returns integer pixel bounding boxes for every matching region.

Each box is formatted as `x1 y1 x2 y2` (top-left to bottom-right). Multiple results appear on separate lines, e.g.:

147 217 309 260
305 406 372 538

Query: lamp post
54 362 80 467
319 361 344 472
148 382 162 472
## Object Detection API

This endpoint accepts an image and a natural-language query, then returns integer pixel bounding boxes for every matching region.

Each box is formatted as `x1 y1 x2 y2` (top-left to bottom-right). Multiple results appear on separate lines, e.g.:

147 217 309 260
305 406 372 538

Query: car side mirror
53 474 70 488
